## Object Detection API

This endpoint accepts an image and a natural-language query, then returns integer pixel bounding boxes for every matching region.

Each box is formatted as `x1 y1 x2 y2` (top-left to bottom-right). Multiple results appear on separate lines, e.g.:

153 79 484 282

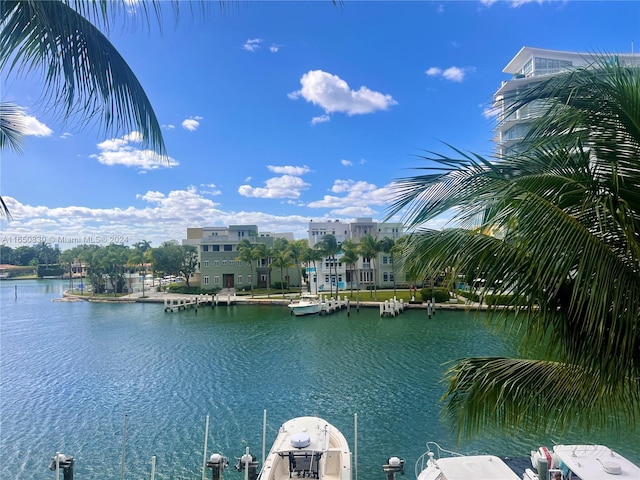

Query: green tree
358 234 381 300
180 245 198 288
318 234 339 298
389 59 640 438
301 245 324 295
0 245 16 264
271 243 294 298
253 242 273 298
379 236 396 295
340 239 360 298
287 239 308 294
151 241 183 282
237 239 259 297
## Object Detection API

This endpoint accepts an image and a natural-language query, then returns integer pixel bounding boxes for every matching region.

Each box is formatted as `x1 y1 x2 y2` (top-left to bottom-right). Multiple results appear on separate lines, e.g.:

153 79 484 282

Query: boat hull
289 303 322 316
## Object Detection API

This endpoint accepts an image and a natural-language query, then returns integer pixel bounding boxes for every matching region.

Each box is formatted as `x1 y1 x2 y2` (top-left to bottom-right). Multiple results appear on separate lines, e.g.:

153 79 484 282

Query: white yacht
526 444 640 480
258 416 351 480
287 293 322 316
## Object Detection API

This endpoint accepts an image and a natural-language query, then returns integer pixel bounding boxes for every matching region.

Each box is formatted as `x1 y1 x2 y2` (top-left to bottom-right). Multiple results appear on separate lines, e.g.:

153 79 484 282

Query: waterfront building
183 225 301 291
493 47 640 158
307 218 404 295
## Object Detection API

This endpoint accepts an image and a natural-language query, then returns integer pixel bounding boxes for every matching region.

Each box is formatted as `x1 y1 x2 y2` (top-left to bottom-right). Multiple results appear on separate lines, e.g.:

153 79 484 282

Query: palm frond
443 357 640 439
391 59 640 437
1 0 166 155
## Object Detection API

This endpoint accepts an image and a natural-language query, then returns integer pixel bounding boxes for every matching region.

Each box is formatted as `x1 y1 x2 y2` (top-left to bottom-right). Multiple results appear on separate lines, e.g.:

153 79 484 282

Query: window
204 275 209 285
237 260 242 266
238 275 243 284
204 260 209 267
212 245 220 251
224 245 232 251
214 276 220 284
382 256 388 264
247 274 252 285
222 259 227 266
214 260 219 267
203 245 209 252
383 273 388 282
229 259 234 266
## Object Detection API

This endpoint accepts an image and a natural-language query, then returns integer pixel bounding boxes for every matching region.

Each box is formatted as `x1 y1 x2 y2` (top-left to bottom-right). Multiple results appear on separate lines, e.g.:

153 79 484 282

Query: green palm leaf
1 0 167 155
390 58 640 437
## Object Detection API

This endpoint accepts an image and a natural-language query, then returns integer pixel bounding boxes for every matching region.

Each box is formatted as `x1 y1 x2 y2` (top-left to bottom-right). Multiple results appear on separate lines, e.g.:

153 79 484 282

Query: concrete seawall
62 290 486 310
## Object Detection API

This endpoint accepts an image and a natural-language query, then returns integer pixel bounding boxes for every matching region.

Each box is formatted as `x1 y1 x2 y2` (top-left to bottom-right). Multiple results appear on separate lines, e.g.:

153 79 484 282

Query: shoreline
61 289 484 311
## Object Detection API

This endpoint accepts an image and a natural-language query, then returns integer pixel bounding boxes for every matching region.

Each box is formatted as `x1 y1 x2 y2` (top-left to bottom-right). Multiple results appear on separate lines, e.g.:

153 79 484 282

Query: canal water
1 280 638 479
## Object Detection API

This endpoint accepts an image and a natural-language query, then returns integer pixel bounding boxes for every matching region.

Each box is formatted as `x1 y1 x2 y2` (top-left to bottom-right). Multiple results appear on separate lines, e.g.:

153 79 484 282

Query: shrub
419 287 451 303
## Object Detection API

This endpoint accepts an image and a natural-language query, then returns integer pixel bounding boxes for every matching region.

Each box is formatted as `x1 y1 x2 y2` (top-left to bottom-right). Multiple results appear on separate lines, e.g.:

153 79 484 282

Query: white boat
287 293 322 316
525 445 640 480
411 442 523 480
258 416 351 480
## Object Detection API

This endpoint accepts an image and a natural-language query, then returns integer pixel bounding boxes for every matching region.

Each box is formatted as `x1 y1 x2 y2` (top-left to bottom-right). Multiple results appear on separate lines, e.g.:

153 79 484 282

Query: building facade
493 47 640 158
307 218 405 295
183 225 300 291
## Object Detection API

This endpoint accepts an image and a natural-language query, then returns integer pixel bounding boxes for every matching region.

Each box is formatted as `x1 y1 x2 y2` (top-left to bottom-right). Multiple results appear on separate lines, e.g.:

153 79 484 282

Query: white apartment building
493 47 640 157
307 218 404 295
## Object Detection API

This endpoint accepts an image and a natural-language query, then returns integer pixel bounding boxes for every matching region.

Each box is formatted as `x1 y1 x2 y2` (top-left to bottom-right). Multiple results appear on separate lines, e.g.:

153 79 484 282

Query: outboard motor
49 453 74 480
383 456 405 480
235 450 259 480
206 453 229 480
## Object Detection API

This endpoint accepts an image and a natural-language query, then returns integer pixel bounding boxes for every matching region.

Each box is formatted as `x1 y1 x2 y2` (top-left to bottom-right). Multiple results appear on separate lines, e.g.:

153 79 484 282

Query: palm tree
358 234 381 300
253 242 273 298
237 239 258 298
287 239 308 294
340 239 360 298
388 59 640 438
301 245 324 295
318 234 339 298
271 248 294 298
379 237 396 296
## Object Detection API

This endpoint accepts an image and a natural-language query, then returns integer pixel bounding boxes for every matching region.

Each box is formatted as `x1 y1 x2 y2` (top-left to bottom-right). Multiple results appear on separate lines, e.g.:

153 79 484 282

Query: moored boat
414 443 520 480
258 416 351 480
287 293 322 316
525 444 640 480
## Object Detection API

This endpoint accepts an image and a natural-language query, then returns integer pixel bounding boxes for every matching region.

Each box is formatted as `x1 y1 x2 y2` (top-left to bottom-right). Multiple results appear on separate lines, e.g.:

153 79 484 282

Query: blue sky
2 0 639 249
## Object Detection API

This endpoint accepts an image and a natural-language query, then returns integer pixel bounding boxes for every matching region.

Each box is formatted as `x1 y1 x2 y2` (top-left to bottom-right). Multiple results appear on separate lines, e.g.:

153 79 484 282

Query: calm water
1 280 638 480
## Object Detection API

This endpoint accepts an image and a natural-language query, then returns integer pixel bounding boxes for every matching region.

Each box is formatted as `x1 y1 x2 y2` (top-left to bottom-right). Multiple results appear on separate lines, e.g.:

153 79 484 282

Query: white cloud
306 179 394 215
182 116 203 131
481 0 544 6
270 44 280 53
311 114 331 125
341 159 353 166
0 188 322 245
425 66 469 82
162 124 176 130
238 175 310 199
288 70 397 119
60 132 73 139
90 131 179 170
18 112 53 137
243 38 262 52
199 183 222 196
267 165 311 176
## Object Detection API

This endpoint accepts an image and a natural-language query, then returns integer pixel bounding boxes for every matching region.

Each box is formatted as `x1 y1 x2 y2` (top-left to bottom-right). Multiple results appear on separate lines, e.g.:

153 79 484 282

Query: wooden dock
379 298 406 317
163 292 238 312
319 295 349 315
